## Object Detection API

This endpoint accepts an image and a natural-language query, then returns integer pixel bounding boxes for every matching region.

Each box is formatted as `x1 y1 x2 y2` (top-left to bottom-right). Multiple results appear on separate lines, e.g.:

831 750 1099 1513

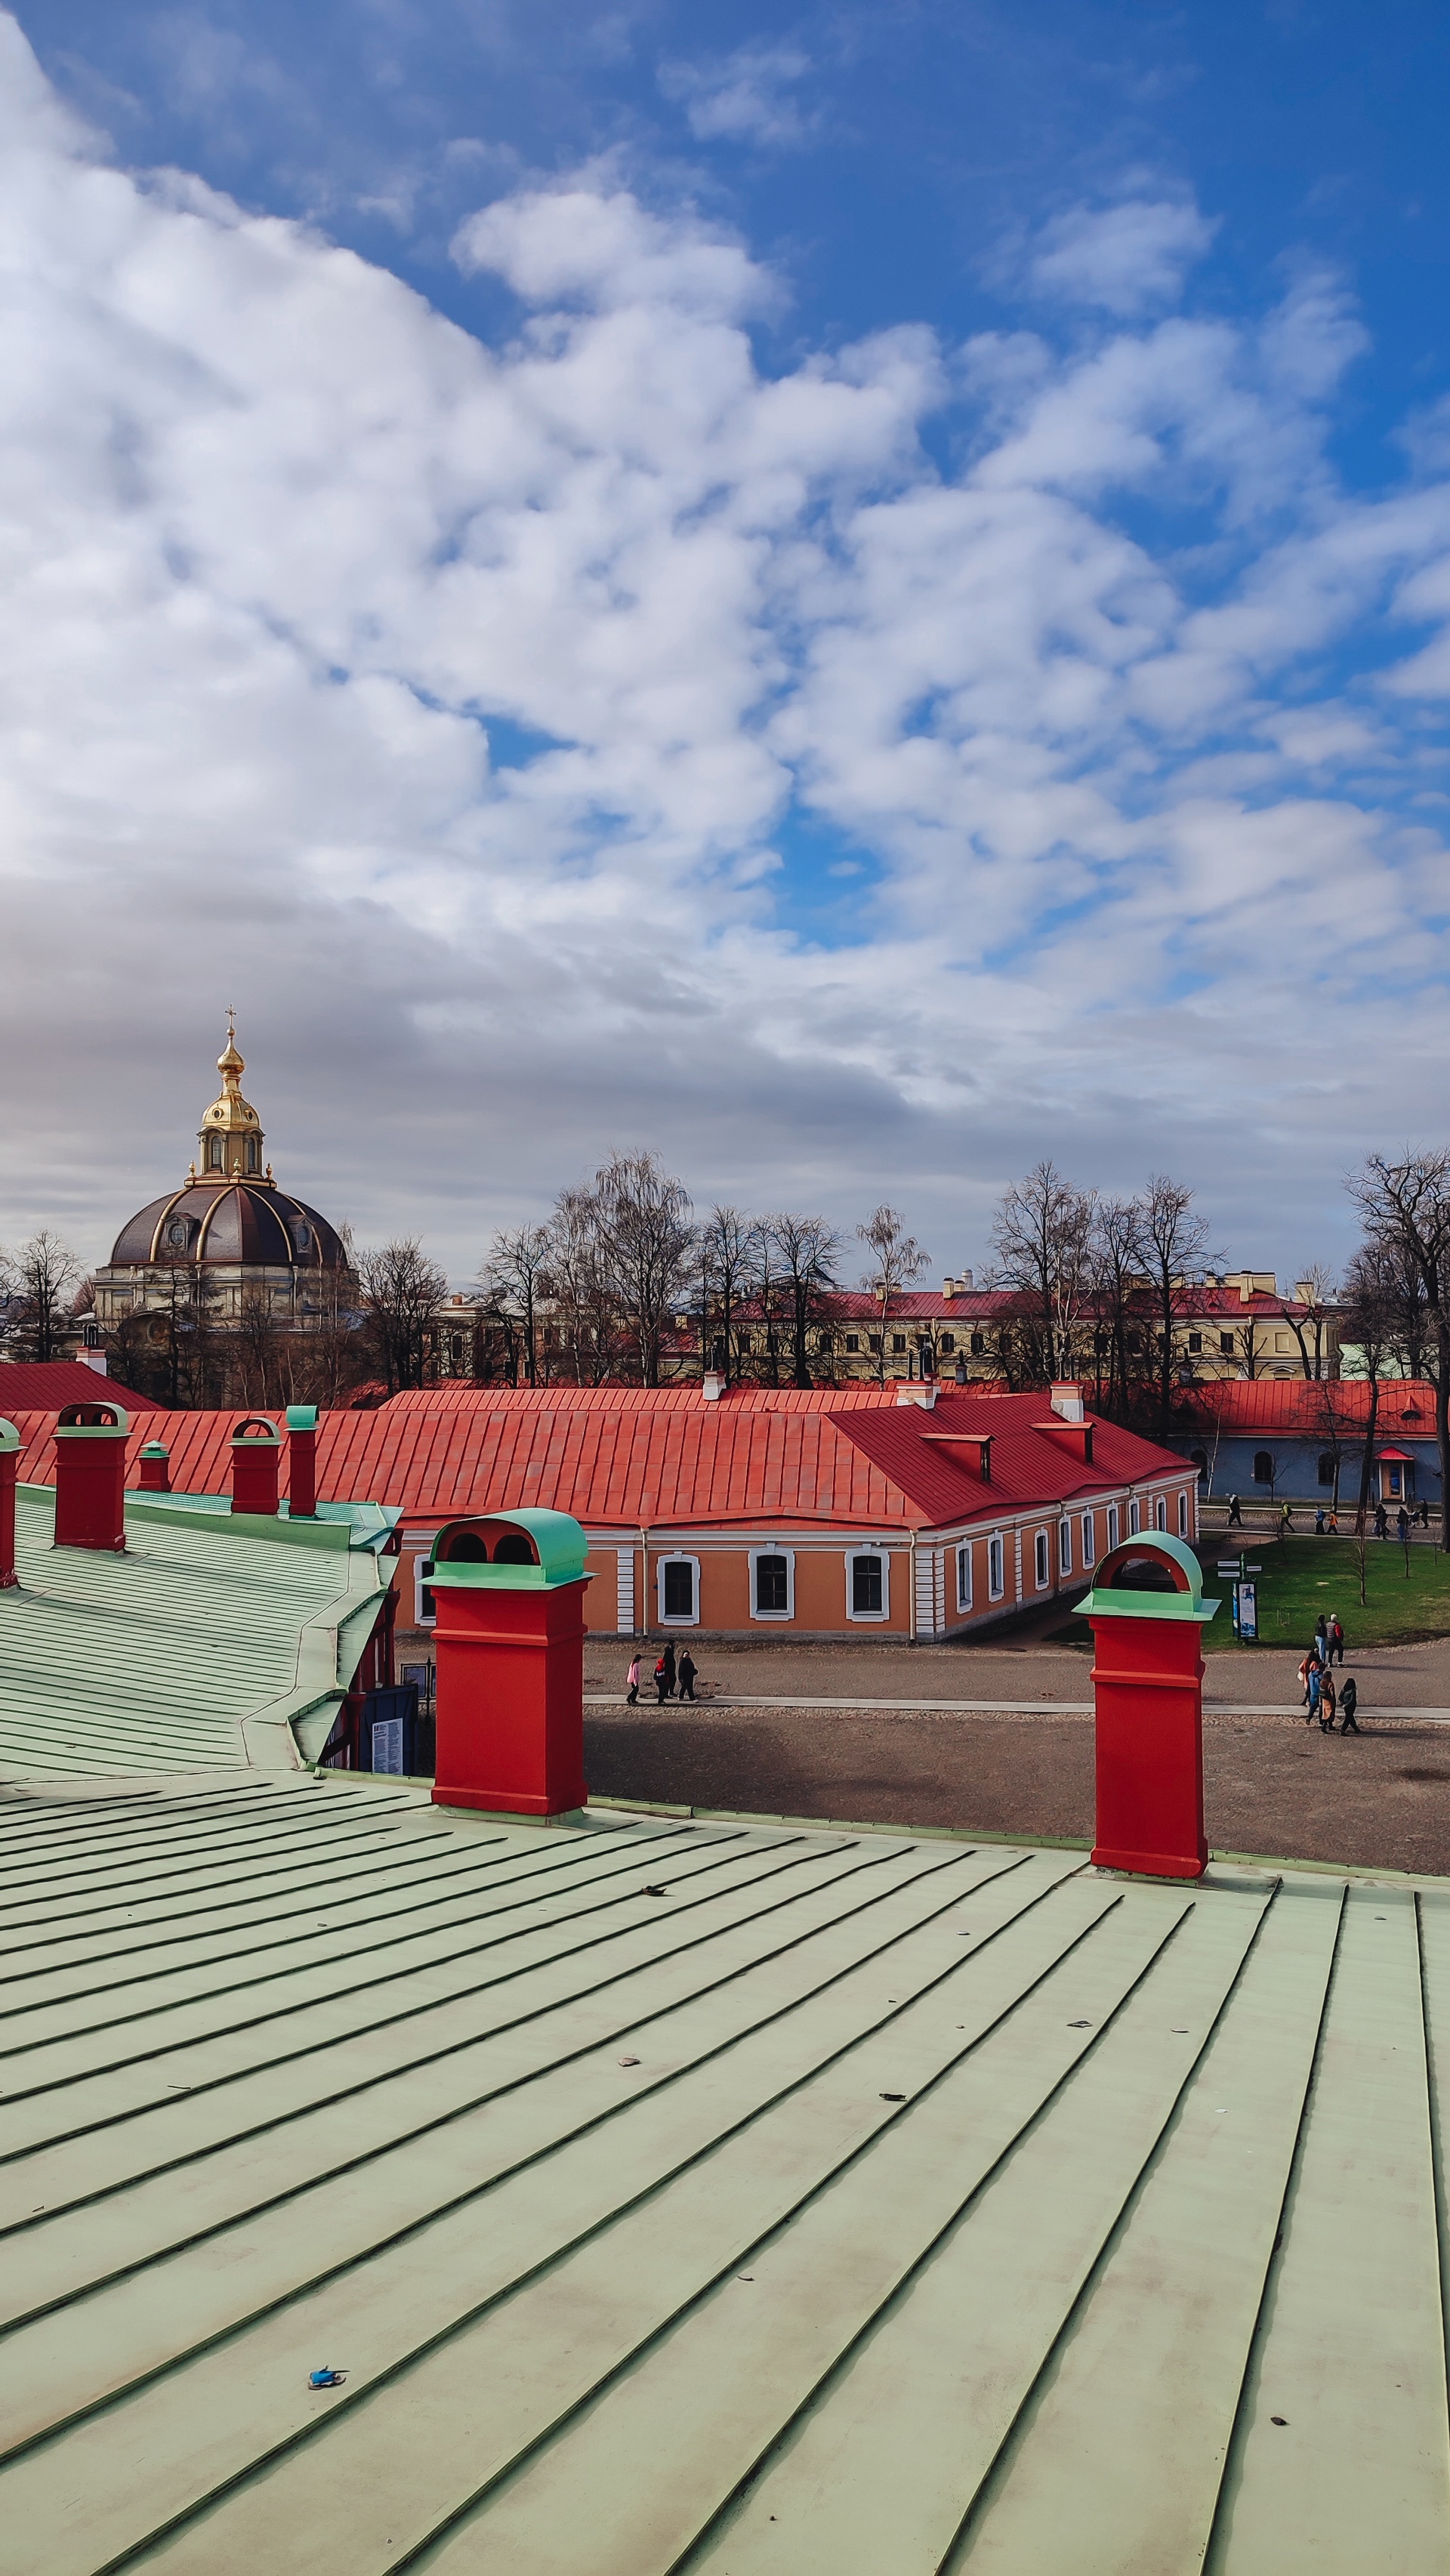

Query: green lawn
1199 1535 1450 1654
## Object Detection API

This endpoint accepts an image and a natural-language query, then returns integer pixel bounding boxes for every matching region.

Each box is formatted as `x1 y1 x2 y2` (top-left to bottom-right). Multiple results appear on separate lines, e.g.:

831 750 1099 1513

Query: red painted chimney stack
138 1442 171 1493
0 1419 20 1587
286 1405 319 1518
230 1416 281 1516
53 1402 129 1552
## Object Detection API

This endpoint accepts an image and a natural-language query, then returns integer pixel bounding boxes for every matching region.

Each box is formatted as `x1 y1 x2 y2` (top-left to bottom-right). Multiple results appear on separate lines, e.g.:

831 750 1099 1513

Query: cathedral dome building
93 1024 351 1348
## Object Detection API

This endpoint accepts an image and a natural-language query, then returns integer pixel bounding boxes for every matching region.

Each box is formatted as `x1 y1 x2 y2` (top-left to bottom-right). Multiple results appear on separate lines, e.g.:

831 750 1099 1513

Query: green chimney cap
429 1508 590 1590
0 1418 19 1456
285 1405 319 1432
140 1442 170 1461
1076 1529 1220 1626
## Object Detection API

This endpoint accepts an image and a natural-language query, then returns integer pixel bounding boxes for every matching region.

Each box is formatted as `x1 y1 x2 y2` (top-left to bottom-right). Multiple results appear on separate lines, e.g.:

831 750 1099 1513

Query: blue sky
2 2 1449 1280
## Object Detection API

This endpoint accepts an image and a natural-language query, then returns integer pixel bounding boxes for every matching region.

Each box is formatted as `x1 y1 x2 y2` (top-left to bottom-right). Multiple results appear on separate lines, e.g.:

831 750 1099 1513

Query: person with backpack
677 1648 698 1703
1339 1676 1361 1733
655 1642 677 1703
1226 1493 1243 1528
1328 1615 1345 1666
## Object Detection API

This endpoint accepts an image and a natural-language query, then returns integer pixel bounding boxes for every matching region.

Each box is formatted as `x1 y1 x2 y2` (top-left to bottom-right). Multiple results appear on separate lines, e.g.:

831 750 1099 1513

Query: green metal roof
0 1487 390 1778
0 1773 1445 2571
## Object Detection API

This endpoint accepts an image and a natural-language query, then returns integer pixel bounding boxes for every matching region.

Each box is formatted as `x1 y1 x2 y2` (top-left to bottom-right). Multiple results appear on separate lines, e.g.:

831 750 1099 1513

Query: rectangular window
1220 1332 1235 1356
1187 1332 1202 1354
956 1544 973 1611
988 1534 1005 1598
1058 1518 1072 1576
868 1333 881 1352
1034 1529 1050 1589
970 1333 986 1355
1081 1511 1095 1567
1107 1505 1119 1552
851 1555 882 1614
1177 1489 1189 1538
751 1550 794 1618
891 1333 906 1354
1129 1497 1141 1535
663 1561 694 1618
415 1559 437 1626
845 1333 859 1351
939 1333 955 1354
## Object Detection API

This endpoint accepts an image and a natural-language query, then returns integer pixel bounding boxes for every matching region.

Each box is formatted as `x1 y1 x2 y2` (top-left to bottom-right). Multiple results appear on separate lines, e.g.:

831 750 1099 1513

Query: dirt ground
581 1633 1450 1877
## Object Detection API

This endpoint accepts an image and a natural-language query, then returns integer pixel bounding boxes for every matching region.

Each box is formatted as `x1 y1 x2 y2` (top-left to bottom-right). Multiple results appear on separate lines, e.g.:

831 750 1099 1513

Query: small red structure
137 1442 171 1493
1078 1532 1219 1880
230 1416 281 1516
286 1404 319 1518
430 1509 591 1818
53 1401 129 1552
0 1419 20 1586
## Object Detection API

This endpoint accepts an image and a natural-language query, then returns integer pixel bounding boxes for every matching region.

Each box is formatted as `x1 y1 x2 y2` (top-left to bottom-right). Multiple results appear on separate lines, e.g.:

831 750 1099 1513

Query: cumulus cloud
1026 195 1218 317
0 11 1448 1282
658 42 816 149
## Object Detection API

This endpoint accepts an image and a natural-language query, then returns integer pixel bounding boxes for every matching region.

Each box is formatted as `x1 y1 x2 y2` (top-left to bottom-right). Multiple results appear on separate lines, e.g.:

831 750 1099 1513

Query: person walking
1298 1650 1321 1722
1314 1505 1325 1535
1318 1666 1337 1732
655 1642 677 1703
677 1648 698 1703
1279 1500 1294 1536
1305 1657 1323 1726
1329 1615 1345 1666
1339 1675 1361 1733
1397 1504 1411 1547
1374 1502 1389 1540
1227 1493 1242 1528
625 1653 642 1707
1313 1613 1329 1657
1328 1506 1340 1533
1418 1497 1431 1529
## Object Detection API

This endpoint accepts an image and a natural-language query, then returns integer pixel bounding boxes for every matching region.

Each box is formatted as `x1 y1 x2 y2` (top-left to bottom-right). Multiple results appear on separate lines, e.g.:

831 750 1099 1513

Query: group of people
625 1642 699 1706
1226 1492 1430 1540
1298 1611 1359 1734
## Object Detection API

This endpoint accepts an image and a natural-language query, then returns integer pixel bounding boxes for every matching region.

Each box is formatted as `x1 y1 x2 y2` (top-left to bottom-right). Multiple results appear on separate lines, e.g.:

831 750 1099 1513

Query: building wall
388 1470 1196 1661
1174 1434 1442 1506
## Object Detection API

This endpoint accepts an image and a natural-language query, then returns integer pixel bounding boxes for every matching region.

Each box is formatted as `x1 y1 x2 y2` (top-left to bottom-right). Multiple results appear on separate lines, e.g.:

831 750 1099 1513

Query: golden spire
197 1012 267 1181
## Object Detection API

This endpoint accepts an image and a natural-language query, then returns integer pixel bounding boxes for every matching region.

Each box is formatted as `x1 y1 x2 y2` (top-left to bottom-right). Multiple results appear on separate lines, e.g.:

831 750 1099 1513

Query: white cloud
1026 196 1218 317
658 42 816 149
0 14 1446 1286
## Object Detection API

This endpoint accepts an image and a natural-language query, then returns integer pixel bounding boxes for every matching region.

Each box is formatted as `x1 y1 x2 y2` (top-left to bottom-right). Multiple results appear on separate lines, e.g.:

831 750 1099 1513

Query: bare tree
857 1206 927 1385
5 1231 81 1363
697 1206 762 1384
235 1289 286 1409
1090 1196 1147 1421
356 1238 449 1395
990 1162 1096 1384
767 1214 842 1388
1137 1175 1212 1437
1348 1152 1450 1552
1286 1264 1339 1380
543 1187 619 1385
578 1151 695 1388
480 1223 551 1387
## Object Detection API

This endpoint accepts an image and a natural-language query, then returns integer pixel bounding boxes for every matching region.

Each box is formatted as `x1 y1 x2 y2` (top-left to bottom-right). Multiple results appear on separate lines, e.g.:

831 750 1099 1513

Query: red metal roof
1177 1380 1438 1434
0 1361 159 1414
6 1386 1190 1536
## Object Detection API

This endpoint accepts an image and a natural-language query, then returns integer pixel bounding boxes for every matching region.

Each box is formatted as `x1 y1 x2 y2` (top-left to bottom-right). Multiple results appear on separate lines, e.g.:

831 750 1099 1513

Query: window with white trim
846 1549 890 1621
955 1543 973 1612
988 1534 1005 1599
1107 1504 1120 1552
1129 1497 1141 1535
1155 1494 1168 1531
1081 1511 1095 1568
657 1554 701 1624
1058 1518 1072 1577
1178 1489 1189 1538
750 1547 795 1620
1033 1529 1050 1589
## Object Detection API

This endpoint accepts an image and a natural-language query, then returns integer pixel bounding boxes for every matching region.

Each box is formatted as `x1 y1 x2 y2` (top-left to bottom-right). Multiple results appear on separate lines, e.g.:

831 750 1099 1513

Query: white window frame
1033 1529 1050 1590
1177 1488 1189 1538
1129 1497 1141 1536
657 1552 702 1626
988 1533 1006 1600
413 1543 440 1628
1107 1504 1120 1552
1058 1518 1072 1577
1155 1494 1168 1532
748 1545 796 1622
955 1543 973 1614
845 1546 890 1623
1081 1511 1095 1568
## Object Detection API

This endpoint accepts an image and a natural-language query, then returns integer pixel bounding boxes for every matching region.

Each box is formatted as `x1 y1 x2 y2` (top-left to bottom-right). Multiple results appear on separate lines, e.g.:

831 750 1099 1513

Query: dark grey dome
109 1181 347 1272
